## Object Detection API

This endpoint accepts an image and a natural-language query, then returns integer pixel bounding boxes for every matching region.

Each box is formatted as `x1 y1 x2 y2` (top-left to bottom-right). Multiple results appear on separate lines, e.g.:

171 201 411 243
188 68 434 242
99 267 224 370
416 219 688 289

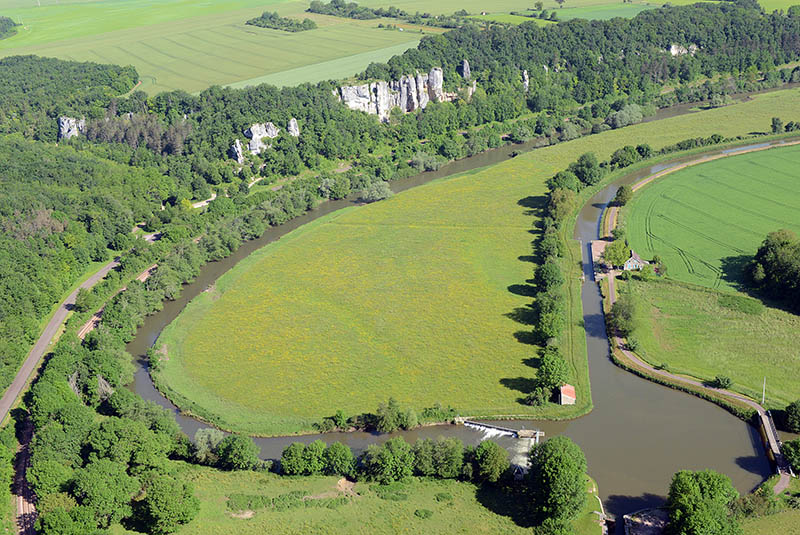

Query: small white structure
623 250 645 271
559 384 576 405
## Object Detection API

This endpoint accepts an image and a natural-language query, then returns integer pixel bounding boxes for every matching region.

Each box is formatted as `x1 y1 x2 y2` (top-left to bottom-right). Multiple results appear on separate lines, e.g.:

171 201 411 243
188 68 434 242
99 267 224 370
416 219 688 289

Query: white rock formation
288 117 300 137
461 58 471 80
338 67 451 122
669 44 698 56
230 139 245 164
58 117 85 140
244 122 280 154
522 70 530 93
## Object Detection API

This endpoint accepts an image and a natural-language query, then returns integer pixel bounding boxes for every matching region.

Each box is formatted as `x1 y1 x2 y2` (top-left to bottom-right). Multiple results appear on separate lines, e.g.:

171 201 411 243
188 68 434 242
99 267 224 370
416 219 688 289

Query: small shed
623 250 644 271
559 384 576 405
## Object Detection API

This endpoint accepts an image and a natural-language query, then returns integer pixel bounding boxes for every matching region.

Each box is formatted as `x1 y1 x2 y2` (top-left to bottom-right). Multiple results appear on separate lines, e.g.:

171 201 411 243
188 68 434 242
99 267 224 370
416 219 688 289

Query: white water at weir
463 422 517 439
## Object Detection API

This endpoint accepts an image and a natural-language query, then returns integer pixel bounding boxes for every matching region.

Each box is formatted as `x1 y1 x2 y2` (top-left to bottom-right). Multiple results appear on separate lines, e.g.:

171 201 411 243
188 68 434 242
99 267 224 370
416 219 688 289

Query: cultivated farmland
155 88 800 436
625 144 800 290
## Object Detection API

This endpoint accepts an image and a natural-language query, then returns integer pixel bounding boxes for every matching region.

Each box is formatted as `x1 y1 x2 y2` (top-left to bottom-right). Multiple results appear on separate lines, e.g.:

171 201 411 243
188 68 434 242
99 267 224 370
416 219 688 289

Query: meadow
625 144 800 290
155 87 800 436
109 462 603 535
626 278 800 408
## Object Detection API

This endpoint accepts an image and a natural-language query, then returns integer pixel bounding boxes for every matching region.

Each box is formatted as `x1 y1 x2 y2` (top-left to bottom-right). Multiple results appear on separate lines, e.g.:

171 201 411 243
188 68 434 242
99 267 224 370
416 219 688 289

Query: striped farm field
626 143 800 290
155 88 800 436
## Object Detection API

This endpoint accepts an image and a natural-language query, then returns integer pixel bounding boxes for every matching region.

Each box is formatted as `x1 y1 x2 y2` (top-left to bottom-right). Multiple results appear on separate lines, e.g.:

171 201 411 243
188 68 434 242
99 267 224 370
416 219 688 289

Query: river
125 109 789 522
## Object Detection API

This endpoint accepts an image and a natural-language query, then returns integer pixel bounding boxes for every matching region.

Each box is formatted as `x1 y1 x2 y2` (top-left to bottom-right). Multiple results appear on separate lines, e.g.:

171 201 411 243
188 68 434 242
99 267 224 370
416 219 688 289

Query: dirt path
599 142 800 493
192 191 217 209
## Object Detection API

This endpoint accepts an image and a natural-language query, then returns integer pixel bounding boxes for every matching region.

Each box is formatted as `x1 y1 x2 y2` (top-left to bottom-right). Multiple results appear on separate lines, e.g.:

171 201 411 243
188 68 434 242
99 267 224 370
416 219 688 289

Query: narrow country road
0 258 120 423
599 141 799 494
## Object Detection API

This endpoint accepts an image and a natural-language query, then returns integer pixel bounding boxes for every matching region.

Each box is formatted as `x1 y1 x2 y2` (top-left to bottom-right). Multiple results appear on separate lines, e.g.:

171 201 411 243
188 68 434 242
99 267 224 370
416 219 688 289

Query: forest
0 16 16 39
246 11 318 32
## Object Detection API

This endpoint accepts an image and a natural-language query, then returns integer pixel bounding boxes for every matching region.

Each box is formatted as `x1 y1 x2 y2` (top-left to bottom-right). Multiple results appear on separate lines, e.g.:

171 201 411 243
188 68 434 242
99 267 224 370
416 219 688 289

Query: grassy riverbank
154 87 800 437
109 462 603 535
625 279 800 409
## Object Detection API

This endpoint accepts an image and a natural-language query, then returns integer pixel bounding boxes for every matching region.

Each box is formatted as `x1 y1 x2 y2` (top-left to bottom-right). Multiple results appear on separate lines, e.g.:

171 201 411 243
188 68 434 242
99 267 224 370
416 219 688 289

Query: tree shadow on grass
508 284 537 297
517 195 547 217
499 377 538 397
719 255 751 289
513 330 539 345
475 484 536 528
505 305 538 325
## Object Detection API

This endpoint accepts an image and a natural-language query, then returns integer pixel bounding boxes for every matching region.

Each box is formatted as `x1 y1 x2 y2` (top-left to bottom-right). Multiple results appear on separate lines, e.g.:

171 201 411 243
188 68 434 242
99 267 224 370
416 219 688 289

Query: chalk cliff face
522 70 530 93
337 67 452 122
58 117 85 140
461 59 471 80
288 117 300 137
244 122 280 154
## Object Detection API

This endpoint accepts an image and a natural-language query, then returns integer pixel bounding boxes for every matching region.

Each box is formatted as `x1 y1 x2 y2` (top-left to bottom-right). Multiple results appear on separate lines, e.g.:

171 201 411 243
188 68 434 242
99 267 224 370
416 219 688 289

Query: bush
786 400 800 433
414 509 434 519
434 492 453 502
216 434 260 471
712 375 732 389
361 181 393 202
525 386 550 406
781 439 800 472
473 440 509 483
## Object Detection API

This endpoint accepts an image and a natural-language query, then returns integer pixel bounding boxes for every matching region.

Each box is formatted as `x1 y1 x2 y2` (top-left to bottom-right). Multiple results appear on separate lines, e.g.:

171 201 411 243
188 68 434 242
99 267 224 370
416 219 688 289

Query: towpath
599 141 798 494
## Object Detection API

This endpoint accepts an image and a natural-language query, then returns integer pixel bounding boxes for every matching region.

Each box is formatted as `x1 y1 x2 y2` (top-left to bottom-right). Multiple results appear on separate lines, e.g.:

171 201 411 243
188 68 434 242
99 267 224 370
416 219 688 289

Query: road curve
599 144 796 494
0 258 120 424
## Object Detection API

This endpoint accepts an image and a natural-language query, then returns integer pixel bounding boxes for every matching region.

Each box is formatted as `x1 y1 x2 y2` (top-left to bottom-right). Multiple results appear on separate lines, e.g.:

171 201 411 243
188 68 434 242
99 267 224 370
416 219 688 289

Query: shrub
216 434 260 470
525 386 550 406
781 439 800 472
786 400 800 433
718 295 764 315
414 509 434 519
323 442 355 477
362 437 415 483
434 492 453 502
361 181 393 202
473 440 509 483
712 375 733 389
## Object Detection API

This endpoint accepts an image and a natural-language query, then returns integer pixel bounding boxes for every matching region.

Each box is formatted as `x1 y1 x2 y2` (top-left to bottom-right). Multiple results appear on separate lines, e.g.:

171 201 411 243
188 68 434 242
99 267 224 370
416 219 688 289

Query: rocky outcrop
244 122 280 154
230 139 245 164
522 70 530 93
669 44 698 56
288 117 300 137
58 117 85 140
337 67 451 122
461 59 471 80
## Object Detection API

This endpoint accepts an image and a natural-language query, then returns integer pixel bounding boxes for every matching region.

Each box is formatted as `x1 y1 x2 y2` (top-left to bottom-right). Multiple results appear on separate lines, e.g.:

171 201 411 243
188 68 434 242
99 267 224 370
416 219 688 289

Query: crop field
109 462 603 535
626 278 800 408
625 143 800 290
155 88 800 436
0 0 544 94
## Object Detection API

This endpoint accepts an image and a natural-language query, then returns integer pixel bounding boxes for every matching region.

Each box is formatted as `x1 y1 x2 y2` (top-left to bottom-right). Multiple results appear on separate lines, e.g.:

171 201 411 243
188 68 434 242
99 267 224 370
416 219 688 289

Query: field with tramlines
626 143 800 290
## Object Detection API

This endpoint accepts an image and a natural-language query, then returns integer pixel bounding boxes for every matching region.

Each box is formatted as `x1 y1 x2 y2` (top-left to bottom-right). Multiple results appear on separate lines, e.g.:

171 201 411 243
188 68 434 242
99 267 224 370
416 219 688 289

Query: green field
0 0 547 94
626 278 800 408
110 462 603 535
626 144 800 290
155 88 800 436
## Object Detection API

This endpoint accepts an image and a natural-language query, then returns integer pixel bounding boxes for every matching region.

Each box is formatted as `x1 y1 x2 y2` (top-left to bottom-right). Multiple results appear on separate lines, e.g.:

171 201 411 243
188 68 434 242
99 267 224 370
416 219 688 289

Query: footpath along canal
126 138 796 521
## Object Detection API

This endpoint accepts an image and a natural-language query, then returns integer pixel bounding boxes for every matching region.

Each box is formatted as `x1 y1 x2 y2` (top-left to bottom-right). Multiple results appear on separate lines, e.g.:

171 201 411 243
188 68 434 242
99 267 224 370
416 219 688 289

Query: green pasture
110 462 603 535
469 13 555 25
627 278 800 408
155 88 800 436
625 143 800 290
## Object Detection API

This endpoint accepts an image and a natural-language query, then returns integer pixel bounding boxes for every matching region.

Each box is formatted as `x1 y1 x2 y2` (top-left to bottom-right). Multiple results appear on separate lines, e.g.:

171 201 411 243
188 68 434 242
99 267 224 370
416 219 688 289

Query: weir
460 420 544 442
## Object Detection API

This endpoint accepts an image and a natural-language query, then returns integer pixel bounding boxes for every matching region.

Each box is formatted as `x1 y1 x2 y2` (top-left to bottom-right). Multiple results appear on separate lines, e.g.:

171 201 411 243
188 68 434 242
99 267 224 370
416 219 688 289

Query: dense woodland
246 11 317 32
0 16 17 39
1 2 800 532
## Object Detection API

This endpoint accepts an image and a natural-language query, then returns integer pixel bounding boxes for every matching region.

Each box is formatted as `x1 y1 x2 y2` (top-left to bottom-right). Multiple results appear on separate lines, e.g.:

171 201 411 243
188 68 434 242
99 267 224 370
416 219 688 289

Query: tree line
246 11 317 32
749 229 800 311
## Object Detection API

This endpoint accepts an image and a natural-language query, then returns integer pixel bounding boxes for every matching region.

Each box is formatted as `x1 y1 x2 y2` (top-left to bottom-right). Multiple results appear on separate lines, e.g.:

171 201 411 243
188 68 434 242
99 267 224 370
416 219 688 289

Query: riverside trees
666 469 741 535
527 436 588 525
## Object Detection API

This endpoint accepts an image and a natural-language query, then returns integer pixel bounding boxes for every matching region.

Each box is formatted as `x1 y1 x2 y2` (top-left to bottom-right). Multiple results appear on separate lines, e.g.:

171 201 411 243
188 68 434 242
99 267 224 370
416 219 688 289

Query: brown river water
125 102 800 521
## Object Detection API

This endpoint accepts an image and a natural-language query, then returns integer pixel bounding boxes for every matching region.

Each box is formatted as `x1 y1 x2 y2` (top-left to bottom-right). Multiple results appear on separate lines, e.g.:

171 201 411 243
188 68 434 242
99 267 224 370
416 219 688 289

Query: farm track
601 140 800 494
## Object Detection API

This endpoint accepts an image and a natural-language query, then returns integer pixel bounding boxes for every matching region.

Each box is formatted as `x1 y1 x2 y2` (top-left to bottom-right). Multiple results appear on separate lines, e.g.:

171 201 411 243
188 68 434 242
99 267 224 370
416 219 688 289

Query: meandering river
125 112 795 521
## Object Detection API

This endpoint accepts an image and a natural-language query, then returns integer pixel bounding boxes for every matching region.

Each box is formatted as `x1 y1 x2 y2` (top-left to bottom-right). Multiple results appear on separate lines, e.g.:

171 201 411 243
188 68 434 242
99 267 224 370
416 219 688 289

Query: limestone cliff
230 139 245 164
288 117 300 137
58 117 85 140
244 122 280 154
337 67 453 122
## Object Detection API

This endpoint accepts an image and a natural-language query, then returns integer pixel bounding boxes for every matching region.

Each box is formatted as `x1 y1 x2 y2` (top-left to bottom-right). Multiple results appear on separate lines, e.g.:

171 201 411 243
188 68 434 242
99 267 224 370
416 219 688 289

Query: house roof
560 384 576 399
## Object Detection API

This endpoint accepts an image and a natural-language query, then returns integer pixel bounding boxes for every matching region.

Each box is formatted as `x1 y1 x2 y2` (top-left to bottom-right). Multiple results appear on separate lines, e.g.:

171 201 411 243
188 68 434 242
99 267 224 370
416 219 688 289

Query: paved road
0 258 120 424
